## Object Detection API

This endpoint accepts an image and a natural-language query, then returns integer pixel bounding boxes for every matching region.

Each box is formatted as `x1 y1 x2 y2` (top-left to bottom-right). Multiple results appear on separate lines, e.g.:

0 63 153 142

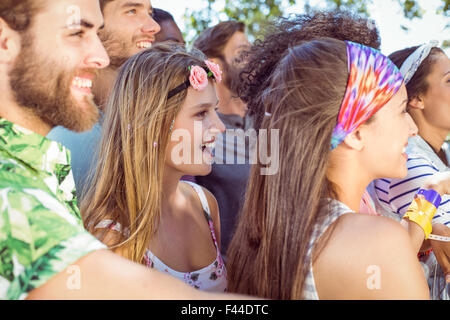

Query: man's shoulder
0 225 105 300
0 167 105 299
47 124 102 152
0 151 44 190
0 154 80 230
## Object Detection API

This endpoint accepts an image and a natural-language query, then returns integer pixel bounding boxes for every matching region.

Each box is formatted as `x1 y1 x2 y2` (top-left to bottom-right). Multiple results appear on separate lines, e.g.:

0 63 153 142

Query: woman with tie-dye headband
226 37 432 299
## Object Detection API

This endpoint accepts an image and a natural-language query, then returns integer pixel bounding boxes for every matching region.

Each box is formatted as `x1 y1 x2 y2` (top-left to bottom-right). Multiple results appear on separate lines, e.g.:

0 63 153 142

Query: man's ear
342 126 365 151
408 96 425 110
0 18 21 64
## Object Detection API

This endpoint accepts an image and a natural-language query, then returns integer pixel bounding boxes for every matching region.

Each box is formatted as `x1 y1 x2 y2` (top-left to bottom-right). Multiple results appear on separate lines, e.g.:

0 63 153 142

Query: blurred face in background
220 31 250 93
155 19 184 44
419 53 450 133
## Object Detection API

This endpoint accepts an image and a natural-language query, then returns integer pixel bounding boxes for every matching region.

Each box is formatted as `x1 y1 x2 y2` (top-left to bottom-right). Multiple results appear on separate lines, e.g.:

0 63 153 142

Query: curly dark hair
241 10 381 129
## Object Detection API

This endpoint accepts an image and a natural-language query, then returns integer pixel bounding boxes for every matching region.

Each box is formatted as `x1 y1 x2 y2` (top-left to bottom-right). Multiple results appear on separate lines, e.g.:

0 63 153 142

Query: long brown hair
81 43 208 264
226 38 349 299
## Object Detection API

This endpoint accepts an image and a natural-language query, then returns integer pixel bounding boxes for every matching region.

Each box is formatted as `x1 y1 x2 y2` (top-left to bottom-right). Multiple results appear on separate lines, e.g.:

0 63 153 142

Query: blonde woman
82 43 227 292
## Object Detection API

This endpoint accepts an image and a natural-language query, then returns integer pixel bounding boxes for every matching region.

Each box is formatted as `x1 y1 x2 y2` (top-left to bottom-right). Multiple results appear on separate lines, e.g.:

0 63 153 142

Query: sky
151 0 450 56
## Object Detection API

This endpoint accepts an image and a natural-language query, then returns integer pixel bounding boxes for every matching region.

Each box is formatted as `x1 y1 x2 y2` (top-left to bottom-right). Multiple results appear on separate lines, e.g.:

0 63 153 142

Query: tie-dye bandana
330 41 404 150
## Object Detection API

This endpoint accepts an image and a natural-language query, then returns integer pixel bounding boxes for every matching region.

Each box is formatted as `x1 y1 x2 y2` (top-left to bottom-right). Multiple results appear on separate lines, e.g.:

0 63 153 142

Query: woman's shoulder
313 214 429 299
182 181 219 219
181 181 221 246
332 213 409 245
91 217 129 256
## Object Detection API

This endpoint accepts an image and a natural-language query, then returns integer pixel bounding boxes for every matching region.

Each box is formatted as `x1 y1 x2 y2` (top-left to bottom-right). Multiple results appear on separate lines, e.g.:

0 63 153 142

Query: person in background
153 8 185 44
47 0 161 201
369 42 450 298
82 43 228 292
0 0 242 300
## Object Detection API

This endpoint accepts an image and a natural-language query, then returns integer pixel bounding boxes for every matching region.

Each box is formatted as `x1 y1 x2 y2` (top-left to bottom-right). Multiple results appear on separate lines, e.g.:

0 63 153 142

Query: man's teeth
402 147 407 153
137 41 152 49
72 77 92 89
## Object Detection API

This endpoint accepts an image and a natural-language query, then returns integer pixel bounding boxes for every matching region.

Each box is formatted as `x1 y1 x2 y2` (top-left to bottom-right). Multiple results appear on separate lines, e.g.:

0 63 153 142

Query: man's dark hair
153 8 175 24
239 10 382 129
193 21 246 60
0 0 41 32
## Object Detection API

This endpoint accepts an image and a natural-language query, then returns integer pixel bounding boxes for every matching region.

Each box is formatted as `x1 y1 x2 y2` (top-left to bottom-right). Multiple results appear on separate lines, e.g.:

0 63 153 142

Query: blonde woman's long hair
82 43 208 264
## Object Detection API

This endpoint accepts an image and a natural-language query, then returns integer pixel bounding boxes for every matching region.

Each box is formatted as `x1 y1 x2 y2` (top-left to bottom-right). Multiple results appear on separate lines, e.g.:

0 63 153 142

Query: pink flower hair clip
168 60 222 99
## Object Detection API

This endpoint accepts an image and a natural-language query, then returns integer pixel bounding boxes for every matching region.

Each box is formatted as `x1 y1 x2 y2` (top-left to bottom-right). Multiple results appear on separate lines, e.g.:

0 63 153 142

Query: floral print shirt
0 119 105 300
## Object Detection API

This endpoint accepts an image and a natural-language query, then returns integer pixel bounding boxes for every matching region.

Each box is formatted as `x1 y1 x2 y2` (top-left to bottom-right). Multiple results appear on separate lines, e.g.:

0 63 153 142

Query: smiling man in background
47 0 160 200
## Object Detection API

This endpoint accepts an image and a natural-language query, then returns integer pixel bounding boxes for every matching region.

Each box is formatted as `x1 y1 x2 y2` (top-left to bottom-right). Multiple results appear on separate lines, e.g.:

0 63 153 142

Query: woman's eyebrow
192 100 219 109
192 103 211 109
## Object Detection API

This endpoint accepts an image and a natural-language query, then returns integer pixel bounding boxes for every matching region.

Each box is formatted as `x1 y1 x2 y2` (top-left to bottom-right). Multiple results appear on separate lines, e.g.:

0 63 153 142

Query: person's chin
70 86 95 109
199 164 213 176
185 163 212 177
66 93 99 132
391 164 408 180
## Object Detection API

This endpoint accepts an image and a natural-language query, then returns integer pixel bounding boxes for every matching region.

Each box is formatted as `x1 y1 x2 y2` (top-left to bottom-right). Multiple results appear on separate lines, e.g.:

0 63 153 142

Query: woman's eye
196 111 207 118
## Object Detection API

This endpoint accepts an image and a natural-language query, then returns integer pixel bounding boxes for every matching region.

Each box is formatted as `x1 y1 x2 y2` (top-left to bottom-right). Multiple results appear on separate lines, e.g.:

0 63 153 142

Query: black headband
167 80 191 99
167 66 216 99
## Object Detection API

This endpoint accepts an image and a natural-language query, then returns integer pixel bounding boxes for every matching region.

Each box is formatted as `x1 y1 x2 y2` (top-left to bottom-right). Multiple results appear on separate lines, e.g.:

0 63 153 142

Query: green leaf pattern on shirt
0 118 105 300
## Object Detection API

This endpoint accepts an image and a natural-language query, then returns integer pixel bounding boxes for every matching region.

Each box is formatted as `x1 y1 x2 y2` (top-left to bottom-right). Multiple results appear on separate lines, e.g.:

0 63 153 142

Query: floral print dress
144 181 227 292
97 181 227 292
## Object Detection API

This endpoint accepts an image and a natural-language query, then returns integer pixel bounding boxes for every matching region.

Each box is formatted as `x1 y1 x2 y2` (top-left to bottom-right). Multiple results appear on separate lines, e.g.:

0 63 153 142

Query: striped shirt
302 200 353 299
369 135 450 226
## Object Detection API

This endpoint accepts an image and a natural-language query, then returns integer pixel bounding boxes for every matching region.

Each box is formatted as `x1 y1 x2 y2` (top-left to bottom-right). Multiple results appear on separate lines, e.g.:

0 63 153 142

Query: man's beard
98 29 131 68
9 34 99 133
221 58 243 98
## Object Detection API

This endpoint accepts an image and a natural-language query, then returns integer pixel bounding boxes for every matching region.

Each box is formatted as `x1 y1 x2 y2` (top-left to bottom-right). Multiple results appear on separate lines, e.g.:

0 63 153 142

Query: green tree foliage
183 0 450 47
184 0 296 41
